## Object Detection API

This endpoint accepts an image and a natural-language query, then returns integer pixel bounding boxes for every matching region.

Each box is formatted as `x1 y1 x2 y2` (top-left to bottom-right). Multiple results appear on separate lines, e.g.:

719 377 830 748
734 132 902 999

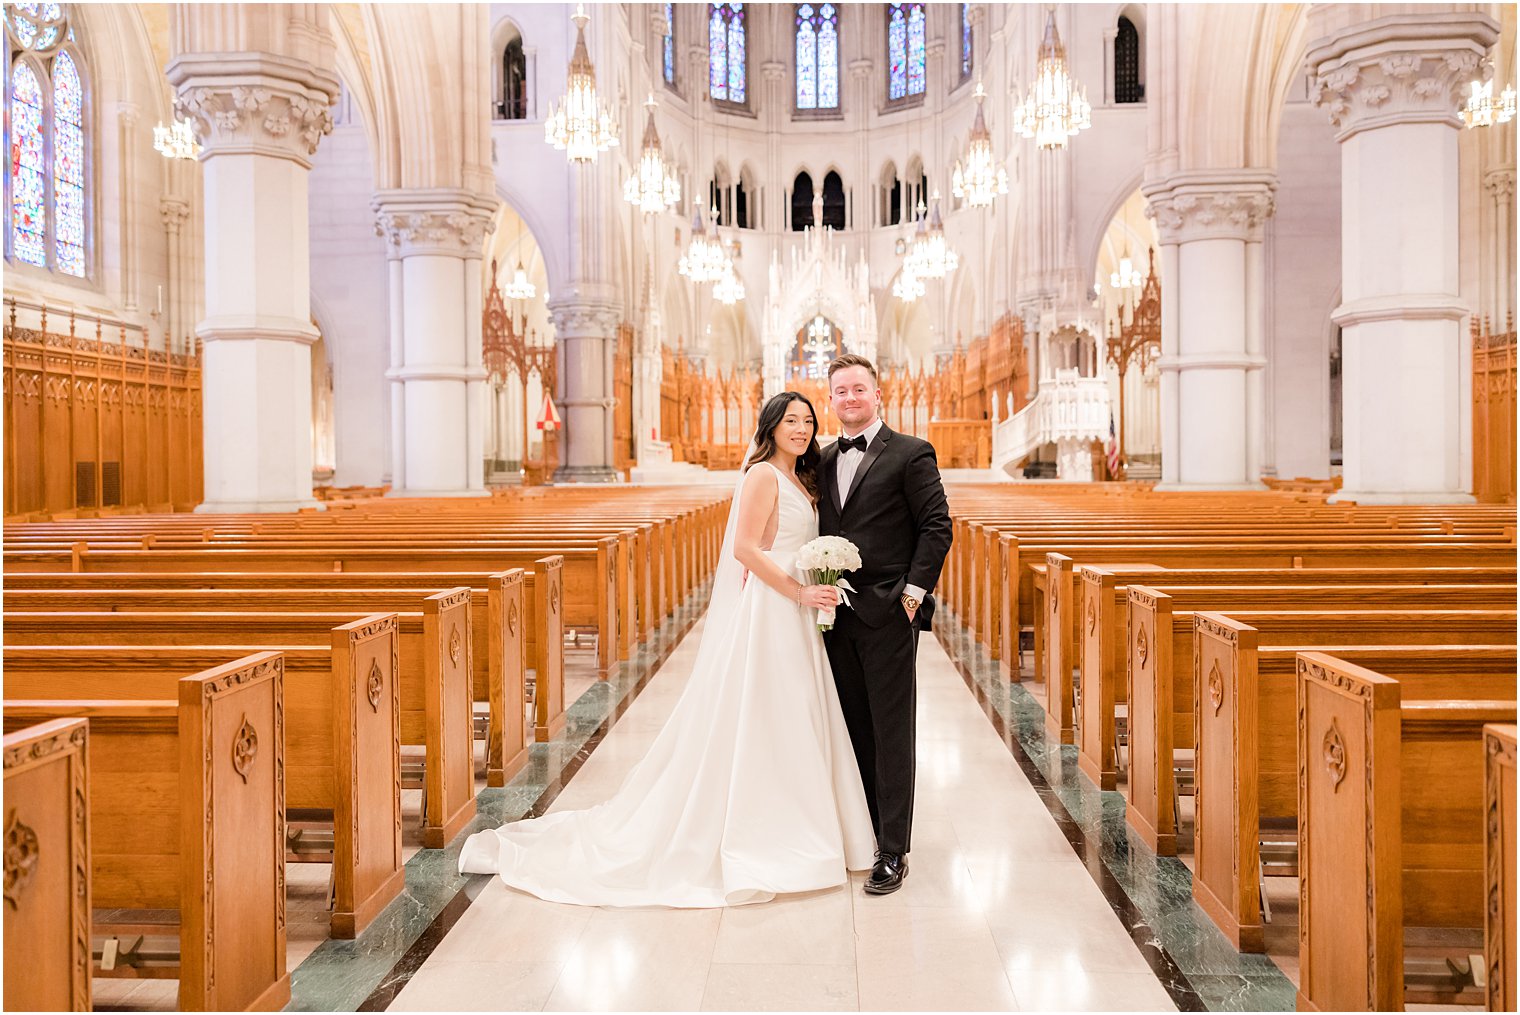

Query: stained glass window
887 3 925 101
961 3 973 80
10 63 47 267
663 3 675 85
795 3 838 110
708 3 745 104
5 2 86 276
52 50 83 275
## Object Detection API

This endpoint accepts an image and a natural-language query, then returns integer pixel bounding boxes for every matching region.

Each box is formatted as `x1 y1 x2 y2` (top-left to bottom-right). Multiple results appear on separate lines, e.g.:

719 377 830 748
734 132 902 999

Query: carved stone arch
1081 172 1146 291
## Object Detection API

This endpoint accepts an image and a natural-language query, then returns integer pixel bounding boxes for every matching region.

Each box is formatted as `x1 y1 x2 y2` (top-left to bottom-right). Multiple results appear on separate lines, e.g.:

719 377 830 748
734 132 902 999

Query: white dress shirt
834 418 925 605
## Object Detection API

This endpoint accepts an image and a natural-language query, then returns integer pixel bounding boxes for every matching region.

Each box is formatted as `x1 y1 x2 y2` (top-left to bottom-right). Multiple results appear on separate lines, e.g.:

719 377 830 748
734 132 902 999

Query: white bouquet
796 535 862 632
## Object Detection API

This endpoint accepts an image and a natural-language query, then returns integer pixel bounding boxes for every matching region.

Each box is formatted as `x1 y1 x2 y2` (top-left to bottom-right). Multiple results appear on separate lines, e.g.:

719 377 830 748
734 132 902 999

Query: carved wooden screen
1473 316 1516 503
613 324 635 472
4 303 202 519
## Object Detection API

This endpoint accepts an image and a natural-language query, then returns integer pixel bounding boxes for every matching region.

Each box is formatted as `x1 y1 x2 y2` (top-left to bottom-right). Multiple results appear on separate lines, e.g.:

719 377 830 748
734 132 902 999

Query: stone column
551 294 621 482
1144 172 1275 488
167 4 338 512
1486 168 1515 324
373 191 496 496
158 197 190 353
1307 5 1497 503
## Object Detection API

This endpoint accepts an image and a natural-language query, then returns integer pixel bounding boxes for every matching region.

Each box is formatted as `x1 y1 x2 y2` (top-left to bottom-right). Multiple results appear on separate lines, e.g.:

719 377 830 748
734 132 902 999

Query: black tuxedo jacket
817 424 953 630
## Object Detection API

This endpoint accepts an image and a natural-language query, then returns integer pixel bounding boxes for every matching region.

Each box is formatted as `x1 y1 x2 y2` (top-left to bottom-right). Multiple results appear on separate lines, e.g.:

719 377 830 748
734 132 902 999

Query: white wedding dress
457 461 877 907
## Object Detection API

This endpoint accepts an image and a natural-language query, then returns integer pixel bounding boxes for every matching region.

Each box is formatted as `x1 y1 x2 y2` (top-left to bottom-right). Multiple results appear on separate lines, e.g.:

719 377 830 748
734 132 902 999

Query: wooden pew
4 601 476 850
1124 586 1518 857
1075 576 1518 790
4 652 289 1010
4 540 621 675
1297 654 1516 1010
1032 544 1516 707
5 625 405 938
1487 723 1518 1013
4 569 543 785
3 717 91 1012
1192 615 1517 951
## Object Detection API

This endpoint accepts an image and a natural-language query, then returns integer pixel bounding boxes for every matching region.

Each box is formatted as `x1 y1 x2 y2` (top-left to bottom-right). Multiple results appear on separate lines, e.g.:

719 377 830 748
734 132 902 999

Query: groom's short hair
827 354 878 385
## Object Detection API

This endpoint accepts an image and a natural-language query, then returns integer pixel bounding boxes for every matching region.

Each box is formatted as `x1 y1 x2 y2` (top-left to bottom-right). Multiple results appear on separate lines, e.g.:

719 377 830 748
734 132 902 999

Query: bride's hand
799 584 841 610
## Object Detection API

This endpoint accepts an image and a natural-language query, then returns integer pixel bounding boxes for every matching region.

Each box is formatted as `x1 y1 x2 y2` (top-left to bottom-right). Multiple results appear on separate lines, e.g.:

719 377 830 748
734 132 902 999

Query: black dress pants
824 604 918 855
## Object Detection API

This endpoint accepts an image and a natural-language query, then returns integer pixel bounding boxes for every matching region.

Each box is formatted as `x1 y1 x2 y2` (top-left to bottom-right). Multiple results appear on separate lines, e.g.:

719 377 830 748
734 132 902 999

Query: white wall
1266 100 1341 480
308 86 391 486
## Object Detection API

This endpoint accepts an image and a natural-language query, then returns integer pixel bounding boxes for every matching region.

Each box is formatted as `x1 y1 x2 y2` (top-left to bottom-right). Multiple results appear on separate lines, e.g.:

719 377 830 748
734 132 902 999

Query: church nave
363 619 1181 1013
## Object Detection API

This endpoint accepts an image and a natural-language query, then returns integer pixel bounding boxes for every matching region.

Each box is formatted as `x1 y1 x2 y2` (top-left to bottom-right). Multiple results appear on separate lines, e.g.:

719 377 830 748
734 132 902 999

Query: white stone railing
991 369 1112 478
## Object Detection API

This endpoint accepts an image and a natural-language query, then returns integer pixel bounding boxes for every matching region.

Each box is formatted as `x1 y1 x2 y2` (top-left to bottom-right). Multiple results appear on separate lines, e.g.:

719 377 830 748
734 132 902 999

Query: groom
818 354 952 895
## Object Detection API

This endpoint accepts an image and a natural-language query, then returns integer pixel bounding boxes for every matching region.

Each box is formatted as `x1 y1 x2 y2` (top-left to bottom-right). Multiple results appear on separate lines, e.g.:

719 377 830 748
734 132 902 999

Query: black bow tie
837 434 869 453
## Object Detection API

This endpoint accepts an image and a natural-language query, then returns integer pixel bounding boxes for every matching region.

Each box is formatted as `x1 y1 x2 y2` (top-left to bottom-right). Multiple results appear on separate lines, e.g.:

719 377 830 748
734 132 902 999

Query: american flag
1105 415 1121 479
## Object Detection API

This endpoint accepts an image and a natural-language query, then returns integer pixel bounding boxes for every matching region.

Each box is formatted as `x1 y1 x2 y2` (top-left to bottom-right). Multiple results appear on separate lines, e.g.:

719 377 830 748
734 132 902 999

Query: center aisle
388 620 1178 1012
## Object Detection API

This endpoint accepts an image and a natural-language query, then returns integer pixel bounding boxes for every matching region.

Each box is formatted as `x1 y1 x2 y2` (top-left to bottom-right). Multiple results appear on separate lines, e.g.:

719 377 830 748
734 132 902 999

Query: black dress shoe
864 851 908 895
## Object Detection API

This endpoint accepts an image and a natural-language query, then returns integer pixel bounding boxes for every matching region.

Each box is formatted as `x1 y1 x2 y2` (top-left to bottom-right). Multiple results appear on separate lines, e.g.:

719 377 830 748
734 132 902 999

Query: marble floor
383 622 1179 1013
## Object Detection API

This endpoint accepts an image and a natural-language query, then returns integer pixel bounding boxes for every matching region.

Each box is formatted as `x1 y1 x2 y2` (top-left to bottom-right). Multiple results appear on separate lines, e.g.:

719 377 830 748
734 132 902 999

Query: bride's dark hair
744 391 822 501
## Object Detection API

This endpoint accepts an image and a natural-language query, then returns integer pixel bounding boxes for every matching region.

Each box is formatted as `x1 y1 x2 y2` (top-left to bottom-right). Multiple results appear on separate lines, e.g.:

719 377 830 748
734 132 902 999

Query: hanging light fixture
893 265 925 303
712 260 746 304
153 115 201 160
1013 8 1091 150
623 95 681 213
952 83 1008 209
678 206 728 282
905 192 959 279
504 217 537 301
1109 201 1143 291
545 4 620 163
1463 76 1517 129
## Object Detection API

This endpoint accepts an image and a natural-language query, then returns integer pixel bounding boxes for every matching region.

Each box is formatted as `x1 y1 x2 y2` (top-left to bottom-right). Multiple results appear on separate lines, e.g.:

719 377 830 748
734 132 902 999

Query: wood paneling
1473 316 1516 504
4 303 201 520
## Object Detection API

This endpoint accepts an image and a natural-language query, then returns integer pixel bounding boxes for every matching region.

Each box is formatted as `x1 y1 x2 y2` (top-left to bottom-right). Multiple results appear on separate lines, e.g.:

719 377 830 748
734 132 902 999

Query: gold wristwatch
901 593 921 612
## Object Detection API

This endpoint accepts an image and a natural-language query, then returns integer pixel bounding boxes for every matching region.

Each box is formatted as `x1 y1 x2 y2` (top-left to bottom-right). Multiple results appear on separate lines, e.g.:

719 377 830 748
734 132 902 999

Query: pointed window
795 4 839 111
887 3 925 102
6 2 87 276
709 3 746 105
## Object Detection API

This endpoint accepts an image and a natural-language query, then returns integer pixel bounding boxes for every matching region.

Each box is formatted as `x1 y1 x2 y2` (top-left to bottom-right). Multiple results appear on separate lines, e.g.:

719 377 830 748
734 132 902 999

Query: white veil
684 444 759 675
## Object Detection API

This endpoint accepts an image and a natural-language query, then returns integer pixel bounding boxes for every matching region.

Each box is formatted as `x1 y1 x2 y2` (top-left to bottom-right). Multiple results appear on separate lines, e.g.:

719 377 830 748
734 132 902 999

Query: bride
457 391 877 907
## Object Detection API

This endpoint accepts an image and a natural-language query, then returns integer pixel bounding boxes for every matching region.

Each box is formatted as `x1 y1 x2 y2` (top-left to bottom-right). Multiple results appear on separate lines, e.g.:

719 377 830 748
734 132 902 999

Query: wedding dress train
457 462 876 907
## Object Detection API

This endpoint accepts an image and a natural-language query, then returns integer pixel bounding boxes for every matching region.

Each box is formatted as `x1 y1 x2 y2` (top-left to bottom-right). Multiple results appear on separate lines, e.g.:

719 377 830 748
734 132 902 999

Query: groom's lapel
821 443 843 514
842 425 892 511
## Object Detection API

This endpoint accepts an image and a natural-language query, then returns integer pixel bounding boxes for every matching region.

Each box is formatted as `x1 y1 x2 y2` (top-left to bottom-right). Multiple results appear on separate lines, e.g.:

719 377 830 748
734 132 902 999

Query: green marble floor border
936 611 1297 1013
284 591 709 1013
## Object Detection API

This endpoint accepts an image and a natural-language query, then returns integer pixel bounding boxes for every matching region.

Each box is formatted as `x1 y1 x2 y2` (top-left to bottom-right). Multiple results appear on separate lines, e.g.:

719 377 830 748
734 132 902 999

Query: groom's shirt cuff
904 583 926 601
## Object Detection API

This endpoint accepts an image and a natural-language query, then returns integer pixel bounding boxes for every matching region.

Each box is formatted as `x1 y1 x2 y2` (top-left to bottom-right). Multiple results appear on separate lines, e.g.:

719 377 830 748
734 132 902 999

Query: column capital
760 60 787 83
117 100 141 126
159 197 191 232
1484 167 1516 199
1142 172 1277 244
1305 9 1499 140
548 298 622 339
372 189 497 258
848 58 873 80
168 56 339 167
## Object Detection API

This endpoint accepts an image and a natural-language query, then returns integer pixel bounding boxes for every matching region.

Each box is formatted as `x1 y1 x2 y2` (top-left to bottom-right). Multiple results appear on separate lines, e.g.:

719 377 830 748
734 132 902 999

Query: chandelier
1013 9 1091 150
952 84 1008 208
712 260 746 305
505 260 536 301
803 315 836 377
893 265 925 303
904 193 958 279
545 5 619 163
623 95 680 213
678 206 728 282
153 116 201 160
1110 256 1142 290
1463 77 1517 129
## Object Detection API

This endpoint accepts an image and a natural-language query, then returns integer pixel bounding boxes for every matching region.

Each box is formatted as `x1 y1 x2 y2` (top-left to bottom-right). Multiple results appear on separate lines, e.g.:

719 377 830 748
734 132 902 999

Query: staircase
991 369 1112 480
